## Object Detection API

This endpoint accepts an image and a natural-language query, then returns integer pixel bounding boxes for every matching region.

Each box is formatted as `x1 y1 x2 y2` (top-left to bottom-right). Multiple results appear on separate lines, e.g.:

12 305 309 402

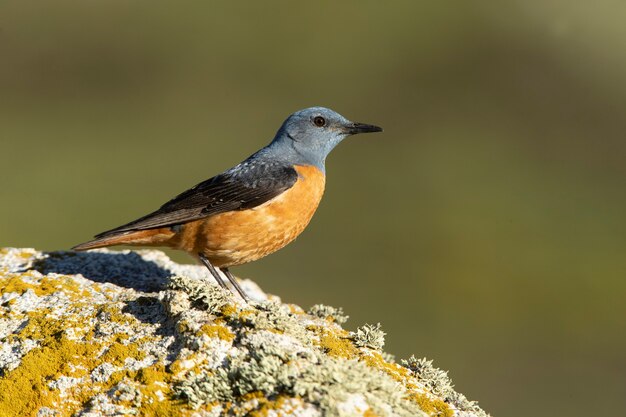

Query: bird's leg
198 253 249 303
198 253 228 290
222 268 250 302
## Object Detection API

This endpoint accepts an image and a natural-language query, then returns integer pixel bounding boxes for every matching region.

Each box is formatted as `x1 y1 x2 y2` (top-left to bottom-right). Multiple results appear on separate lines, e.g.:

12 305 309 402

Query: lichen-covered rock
0 248 489 417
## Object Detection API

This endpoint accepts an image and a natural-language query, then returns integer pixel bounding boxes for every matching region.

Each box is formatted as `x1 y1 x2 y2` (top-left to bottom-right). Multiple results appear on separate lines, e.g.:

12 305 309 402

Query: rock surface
0 248 489 417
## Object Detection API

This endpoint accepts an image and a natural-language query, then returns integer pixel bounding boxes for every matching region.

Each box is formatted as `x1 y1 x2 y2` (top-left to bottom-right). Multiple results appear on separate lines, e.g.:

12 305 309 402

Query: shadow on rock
32 251 172 292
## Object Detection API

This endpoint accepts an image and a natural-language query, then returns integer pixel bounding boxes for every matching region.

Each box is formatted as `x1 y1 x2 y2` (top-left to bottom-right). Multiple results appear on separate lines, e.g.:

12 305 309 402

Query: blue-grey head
267 107 382 171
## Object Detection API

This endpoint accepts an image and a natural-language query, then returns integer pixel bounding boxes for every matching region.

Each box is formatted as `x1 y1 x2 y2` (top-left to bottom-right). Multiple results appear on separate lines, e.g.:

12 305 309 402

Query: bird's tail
72 228 176 251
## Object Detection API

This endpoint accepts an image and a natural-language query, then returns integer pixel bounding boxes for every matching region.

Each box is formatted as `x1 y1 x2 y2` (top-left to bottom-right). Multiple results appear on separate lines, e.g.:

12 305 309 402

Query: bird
73 107 382 301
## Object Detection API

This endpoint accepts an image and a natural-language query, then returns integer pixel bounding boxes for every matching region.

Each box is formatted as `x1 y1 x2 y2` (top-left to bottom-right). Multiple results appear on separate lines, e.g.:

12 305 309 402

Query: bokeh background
2 2 625 416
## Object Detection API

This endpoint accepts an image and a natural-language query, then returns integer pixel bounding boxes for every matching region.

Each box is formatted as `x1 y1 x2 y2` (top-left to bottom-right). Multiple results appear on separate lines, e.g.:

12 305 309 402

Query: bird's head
269 107 382 171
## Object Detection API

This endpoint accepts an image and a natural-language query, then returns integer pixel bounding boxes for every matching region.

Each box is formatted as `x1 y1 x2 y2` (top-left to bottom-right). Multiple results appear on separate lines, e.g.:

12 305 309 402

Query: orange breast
176 165 326 267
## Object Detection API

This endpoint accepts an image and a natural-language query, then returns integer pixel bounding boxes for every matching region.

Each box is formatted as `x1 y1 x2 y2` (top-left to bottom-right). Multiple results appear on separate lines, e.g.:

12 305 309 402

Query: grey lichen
168 274 232 315
307 304 349 324
352 323 386 350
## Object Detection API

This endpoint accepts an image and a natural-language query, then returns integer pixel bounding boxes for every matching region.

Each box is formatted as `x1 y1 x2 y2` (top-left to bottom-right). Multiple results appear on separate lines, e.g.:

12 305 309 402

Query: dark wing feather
94 162 298 238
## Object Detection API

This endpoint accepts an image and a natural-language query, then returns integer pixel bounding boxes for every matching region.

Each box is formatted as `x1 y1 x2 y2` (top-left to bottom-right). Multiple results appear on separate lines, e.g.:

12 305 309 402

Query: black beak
345 122 383 135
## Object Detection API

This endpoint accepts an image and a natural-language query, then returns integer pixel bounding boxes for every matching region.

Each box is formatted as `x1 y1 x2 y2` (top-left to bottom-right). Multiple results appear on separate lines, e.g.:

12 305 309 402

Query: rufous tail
72 228 175 251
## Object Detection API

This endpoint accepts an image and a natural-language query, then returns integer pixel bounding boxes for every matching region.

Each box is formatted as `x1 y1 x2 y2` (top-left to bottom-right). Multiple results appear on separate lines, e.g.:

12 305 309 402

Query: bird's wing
94 162 299 238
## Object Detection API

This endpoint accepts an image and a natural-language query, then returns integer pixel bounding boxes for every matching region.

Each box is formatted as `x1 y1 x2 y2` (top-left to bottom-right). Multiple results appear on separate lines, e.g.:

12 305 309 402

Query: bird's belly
177 165 325 267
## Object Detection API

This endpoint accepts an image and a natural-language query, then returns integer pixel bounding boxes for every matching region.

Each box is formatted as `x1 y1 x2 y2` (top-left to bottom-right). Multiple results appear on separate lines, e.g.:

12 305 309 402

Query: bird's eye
313 116 326 127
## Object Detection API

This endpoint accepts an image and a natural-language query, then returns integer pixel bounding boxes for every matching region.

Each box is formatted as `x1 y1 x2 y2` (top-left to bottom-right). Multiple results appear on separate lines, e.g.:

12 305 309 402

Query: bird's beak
345 122 383 135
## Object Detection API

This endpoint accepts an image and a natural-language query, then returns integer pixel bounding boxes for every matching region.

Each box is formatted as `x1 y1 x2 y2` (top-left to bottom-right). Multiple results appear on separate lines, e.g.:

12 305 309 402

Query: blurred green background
2 1 625 416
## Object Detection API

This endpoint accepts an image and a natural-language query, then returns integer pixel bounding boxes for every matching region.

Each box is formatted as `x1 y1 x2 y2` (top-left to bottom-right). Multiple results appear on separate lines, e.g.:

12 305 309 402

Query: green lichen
357 351 454 416
176 352 426 417
402 356 453 399
293 356 424 417
168 295 444 416
177 368 233 408
173 320 425 417
352 323 386 350
175 330 300 407
381 352 396 363
240 301 307 341
402 356 488 417
231 354 296 396
168 275 232 315
307 304 349 324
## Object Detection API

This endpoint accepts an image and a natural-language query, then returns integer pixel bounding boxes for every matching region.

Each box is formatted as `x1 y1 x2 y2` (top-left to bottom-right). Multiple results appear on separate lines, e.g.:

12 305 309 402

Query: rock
0 248 489 417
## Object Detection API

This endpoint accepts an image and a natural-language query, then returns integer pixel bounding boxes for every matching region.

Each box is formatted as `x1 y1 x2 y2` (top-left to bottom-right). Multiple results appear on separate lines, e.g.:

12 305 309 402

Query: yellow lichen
220 303 238 318
0 291 185 417
138 377 182 416
176 319 192 334
98 304 137 325
137 365 167 385
308 326 359 358
134 364 187 417
0 273 88 301
168 359 187 375
197 323 235 342
359 352 453 417
288 304 305 315
408 393 454 417
101 340 145 366
247 395 301 417
360 351 412 382
138 395 184 417
0 330 100 417
239 391 264 402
